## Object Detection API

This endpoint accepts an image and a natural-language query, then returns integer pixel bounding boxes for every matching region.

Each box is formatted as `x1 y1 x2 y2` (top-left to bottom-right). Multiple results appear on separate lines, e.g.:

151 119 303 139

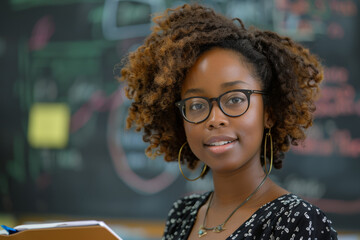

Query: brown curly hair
115 3 323 172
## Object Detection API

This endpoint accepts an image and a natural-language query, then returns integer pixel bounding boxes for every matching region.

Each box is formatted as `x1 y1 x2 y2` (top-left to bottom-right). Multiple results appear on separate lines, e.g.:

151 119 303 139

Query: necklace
198 173 269 238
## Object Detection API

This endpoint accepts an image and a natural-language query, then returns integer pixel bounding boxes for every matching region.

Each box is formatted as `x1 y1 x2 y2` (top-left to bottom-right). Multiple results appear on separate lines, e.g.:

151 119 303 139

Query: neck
211 157 269 208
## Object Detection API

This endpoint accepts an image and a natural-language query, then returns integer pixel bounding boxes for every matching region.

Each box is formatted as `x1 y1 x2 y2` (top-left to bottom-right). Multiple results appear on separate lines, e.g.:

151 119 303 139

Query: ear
264 107 274 129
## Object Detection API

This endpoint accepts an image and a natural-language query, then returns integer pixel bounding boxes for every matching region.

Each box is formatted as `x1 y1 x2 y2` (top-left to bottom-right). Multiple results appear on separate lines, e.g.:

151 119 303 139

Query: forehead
181 48 260 97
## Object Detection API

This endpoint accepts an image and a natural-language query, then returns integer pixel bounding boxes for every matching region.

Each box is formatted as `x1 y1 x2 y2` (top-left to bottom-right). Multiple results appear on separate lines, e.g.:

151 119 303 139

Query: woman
117 3 338 240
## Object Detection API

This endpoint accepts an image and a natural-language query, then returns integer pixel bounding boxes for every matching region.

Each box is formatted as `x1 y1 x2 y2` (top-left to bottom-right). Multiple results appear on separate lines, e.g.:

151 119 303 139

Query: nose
205 101 229 129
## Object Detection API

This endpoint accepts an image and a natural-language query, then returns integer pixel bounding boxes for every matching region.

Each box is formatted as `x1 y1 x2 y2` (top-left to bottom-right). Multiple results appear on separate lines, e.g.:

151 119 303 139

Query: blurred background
0 0 359 239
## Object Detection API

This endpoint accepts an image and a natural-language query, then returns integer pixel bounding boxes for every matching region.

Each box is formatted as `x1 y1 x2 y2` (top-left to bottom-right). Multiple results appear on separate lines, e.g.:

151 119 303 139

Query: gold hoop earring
178 142 207 181
264 128 273 176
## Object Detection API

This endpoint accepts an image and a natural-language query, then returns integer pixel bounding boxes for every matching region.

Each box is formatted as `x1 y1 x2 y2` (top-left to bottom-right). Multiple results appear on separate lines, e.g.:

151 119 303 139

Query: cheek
246 109 265 129
183 122 202 155
242 105 265 141
183 121 190 139
234 101 265 139
183 122 197 142
247 98 265 125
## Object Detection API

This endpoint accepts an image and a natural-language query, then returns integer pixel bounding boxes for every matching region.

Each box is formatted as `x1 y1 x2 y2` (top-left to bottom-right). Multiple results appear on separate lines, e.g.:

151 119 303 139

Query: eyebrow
183 80 248 96
183 88 204 96
221 80 248 88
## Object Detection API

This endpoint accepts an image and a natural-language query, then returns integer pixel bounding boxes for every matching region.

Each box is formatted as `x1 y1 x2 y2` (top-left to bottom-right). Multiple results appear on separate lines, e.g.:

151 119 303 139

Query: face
181 48 268 174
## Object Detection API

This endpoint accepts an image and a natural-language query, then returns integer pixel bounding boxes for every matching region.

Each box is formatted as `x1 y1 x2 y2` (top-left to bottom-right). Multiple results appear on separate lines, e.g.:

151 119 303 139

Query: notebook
0 220 123 240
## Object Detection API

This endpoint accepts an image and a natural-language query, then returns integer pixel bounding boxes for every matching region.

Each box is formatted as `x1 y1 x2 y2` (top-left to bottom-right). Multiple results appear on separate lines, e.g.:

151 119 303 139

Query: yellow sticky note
28 103 70 149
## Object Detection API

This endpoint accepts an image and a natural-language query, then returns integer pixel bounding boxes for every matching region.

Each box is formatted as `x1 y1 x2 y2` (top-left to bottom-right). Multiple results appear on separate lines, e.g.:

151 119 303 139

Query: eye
226 95 246 105
227 96 243 104
190 102 205 111
185 98 208 113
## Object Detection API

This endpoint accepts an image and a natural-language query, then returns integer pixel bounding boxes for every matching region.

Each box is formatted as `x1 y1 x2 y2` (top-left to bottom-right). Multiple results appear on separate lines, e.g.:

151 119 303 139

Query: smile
207 140 236 146
204 139 238 154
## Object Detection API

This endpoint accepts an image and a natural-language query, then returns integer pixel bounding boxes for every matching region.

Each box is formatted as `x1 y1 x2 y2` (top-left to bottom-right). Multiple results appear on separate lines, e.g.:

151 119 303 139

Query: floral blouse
163 192 338 239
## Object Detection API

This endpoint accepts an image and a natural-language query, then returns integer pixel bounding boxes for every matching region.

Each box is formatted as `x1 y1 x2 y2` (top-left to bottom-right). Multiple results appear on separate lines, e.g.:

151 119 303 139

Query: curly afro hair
116 3 323 173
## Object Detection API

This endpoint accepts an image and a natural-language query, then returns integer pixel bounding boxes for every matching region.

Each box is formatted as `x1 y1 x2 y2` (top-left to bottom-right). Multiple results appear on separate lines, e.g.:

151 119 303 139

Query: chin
209 162 245 174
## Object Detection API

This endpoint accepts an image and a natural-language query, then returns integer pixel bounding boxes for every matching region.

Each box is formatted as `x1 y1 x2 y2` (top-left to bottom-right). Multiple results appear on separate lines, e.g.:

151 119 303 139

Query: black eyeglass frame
175 89 267 124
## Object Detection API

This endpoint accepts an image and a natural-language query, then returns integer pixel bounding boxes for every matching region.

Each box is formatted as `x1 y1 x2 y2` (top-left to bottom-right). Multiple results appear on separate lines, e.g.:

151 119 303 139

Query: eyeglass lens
183 91 249 122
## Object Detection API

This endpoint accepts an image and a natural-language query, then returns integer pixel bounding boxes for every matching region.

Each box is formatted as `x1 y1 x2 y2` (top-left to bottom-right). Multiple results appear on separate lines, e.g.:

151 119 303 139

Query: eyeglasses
175 89 267 124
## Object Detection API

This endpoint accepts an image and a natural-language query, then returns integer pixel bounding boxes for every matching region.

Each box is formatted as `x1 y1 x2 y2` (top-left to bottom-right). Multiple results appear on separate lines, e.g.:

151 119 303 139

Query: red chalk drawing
29 15 55 51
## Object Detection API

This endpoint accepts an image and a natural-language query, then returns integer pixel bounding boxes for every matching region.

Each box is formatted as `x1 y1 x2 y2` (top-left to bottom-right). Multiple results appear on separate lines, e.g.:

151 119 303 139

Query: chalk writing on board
293 64 360 158
284 174 327 198
107 87 179 195
274 0 358 40
316 66 359 117
293 125 360 158
306 197 360 214
70 90 115 133
29 15 55 51
316 84 360 117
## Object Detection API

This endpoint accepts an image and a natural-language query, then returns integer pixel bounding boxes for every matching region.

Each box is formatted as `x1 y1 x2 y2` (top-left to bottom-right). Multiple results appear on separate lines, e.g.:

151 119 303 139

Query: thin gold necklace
198 173 269 238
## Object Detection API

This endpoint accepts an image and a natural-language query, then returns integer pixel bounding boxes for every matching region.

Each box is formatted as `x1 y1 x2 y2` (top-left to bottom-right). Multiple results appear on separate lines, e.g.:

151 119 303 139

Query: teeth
209 140 232 146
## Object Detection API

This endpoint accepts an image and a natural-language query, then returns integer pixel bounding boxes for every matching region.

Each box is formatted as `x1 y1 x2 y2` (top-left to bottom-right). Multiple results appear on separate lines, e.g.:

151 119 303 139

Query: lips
204 136 238 146
204 136 238 154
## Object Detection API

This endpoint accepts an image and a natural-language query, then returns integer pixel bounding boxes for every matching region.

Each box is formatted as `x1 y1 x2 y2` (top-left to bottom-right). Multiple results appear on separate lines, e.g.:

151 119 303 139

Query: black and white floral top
163 192 338 240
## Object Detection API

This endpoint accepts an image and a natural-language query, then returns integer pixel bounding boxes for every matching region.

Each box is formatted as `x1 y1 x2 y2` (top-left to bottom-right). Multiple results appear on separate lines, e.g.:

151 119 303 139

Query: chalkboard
0 0 359 231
